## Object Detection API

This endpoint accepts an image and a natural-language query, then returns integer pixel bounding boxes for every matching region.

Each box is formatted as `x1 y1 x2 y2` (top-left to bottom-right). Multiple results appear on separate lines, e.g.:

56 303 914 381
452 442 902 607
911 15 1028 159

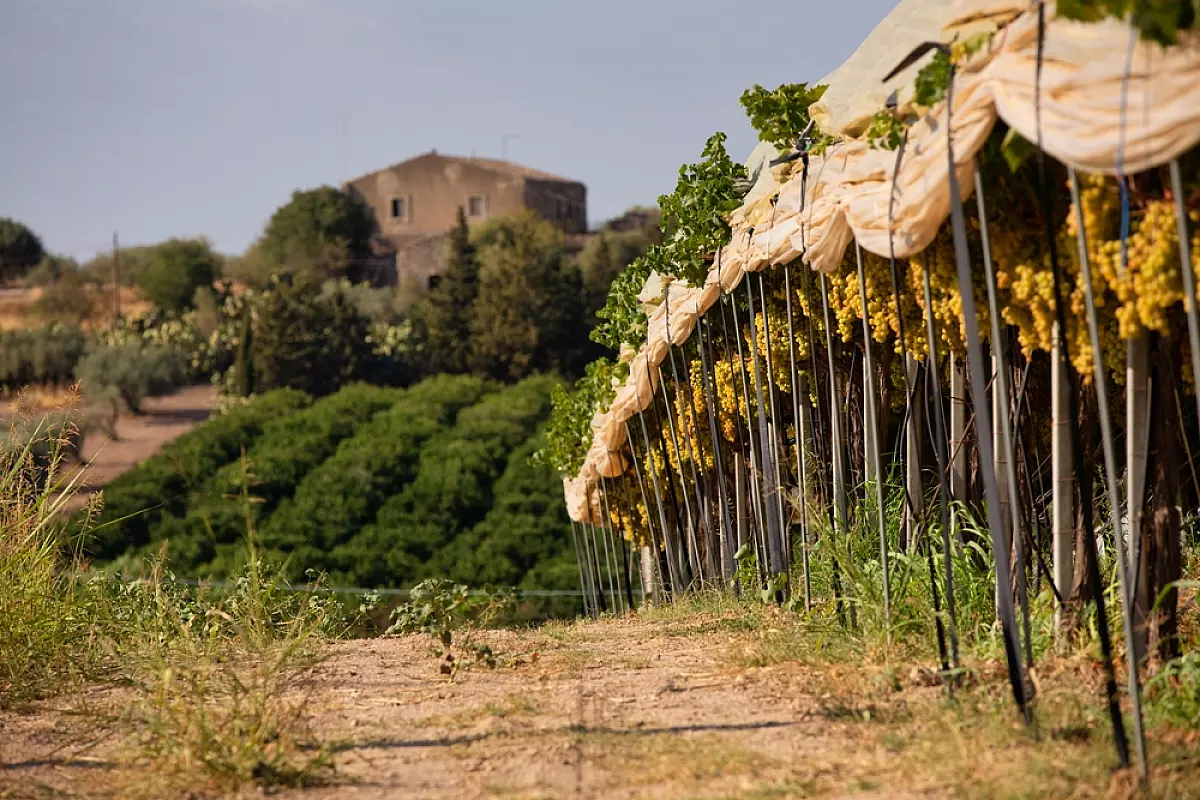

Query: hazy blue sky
0 0 895 262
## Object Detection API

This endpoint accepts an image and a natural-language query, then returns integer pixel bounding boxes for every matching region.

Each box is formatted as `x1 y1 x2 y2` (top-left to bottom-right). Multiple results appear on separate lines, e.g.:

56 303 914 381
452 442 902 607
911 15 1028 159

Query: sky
0 0 896 263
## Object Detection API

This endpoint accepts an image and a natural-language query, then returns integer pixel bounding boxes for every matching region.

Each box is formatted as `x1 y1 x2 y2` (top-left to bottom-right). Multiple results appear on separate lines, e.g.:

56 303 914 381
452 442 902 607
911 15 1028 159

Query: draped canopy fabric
565 6 1200 522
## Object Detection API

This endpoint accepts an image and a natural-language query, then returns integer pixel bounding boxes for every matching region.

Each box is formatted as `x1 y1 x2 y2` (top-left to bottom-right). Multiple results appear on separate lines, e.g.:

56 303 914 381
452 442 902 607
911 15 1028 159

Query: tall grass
1 417 346 793
0 411 105 706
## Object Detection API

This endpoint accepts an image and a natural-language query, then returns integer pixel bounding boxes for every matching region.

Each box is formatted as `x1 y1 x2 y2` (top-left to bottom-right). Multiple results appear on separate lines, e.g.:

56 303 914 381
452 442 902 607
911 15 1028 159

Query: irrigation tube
1068 165 1147 777
856 242 891 635
975 167 1034 672
784 263 813 609
944 62 1028 720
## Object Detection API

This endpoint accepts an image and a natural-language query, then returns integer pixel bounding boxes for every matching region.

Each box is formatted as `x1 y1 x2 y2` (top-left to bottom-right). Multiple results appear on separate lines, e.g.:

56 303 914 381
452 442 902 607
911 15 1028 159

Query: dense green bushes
0 325 87 391
335 375 557 586
88 389 311 560
161 384 403 575
257 374 493 578
87 374 575 598
428 434 576 590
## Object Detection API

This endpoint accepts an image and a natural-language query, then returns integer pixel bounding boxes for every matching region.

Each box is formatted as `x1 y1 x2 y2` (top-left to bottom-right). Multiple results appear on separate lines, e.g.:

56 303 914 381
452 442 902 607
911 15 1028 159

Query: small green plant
735 543 760 595
387 578 516 676
1145 650 1200 730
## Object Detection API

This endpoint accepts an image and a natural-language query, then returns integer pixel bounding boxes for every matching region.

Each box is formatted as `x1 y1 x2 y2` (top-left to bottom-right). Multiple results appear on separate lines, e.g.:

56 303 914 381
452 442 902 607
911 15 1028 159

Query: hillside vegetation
87 374 576 592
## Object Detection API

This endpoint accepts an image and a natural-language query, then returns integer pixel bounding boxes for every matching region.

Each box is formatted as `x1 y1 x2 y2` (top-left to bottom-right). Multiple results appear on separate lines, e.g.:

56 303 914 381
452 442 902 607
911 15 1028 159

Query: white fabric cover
566 8 1200 522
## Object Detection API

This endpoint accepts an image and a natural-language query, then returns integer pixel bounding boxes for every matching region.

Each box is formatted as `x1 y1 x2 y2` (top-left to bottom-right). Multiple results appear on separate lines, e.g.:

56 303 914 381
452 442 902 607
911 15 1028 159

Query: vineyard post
1050 321 1074 640
569 521 592 617
649 385 695 585
784 263 813 609
1068 165 1146 774
697 313 736 581
673 344 719 578
976 169 1034 670
728 278 771 582
625 420 668 600
945 61 1027 719
903 353 923 551
1170 159 1200 457
759 272 793 589
586 520 608 614
1126 332 1151 663
918 245 960 666
747 275 787 588
819 273 849 564
857 242 891 634
634 399 684 594
949 353 967 543
657 365 703 582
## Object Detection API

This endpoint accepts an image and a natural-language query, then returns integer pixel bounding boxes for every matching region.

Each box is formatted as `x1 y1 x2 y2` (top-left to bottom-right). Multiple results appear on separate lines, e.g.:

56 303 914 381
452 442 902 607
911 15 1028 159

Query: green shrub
427 433 573 589
332 375 557 587
164 384 402 573
87 388 311 560
0 324 87 391
76 340 187 413
257 375 492 579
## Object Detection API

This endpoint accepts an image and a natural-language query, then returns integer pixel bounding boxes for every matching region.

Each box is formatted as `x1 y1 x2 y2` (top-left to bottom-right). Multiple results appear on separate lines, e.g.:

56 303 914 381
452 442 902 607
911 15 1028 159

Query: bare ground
56 384 218 512
4 602 1197 799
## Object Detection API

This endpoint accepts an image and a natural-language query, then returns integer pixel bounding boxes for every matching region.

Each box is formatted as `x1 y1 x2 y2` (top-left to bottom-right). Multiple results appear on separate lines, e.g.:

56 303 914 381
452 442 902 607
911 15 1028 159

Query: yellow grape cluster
711 356 742 442
750 310 797 393
604 477 651 547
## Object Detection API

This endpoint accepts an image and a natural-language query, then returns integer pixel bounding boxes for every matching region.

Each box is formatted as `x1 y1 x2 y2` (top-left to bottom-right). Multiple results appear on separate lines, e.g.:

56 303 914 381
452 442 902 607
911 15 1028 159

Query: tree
258 186 375 282
424 208 480 374
467 213 587 381
577 227 656 315
250 277 374 398
0 218 45 282
136 238 221 313
32 270 93 323
76 341 187 414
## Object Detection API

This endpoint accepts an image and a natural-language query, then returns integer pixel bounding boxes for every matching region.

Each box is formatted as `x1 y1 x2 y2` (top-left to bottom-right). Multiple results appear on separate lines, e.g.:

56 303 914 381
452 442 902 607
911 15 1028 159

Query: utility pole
501 134 520 161
112 231 121 326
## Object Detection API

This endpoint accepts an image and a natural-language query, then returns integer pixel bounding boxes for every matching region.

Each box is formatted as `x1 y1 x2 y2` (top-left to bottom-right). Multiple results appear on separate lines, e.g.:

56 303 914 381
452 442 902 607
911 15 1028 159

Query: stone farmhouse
344 151 587 288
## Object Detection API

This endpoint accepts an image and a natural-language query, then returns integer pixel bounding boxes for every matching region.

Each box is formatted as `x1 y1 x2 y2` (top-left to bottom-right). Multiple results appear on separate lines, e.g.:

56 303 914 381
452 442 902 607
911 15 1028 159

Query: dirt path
5 605 1194 798
290 617 923 800
64 385 218 510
